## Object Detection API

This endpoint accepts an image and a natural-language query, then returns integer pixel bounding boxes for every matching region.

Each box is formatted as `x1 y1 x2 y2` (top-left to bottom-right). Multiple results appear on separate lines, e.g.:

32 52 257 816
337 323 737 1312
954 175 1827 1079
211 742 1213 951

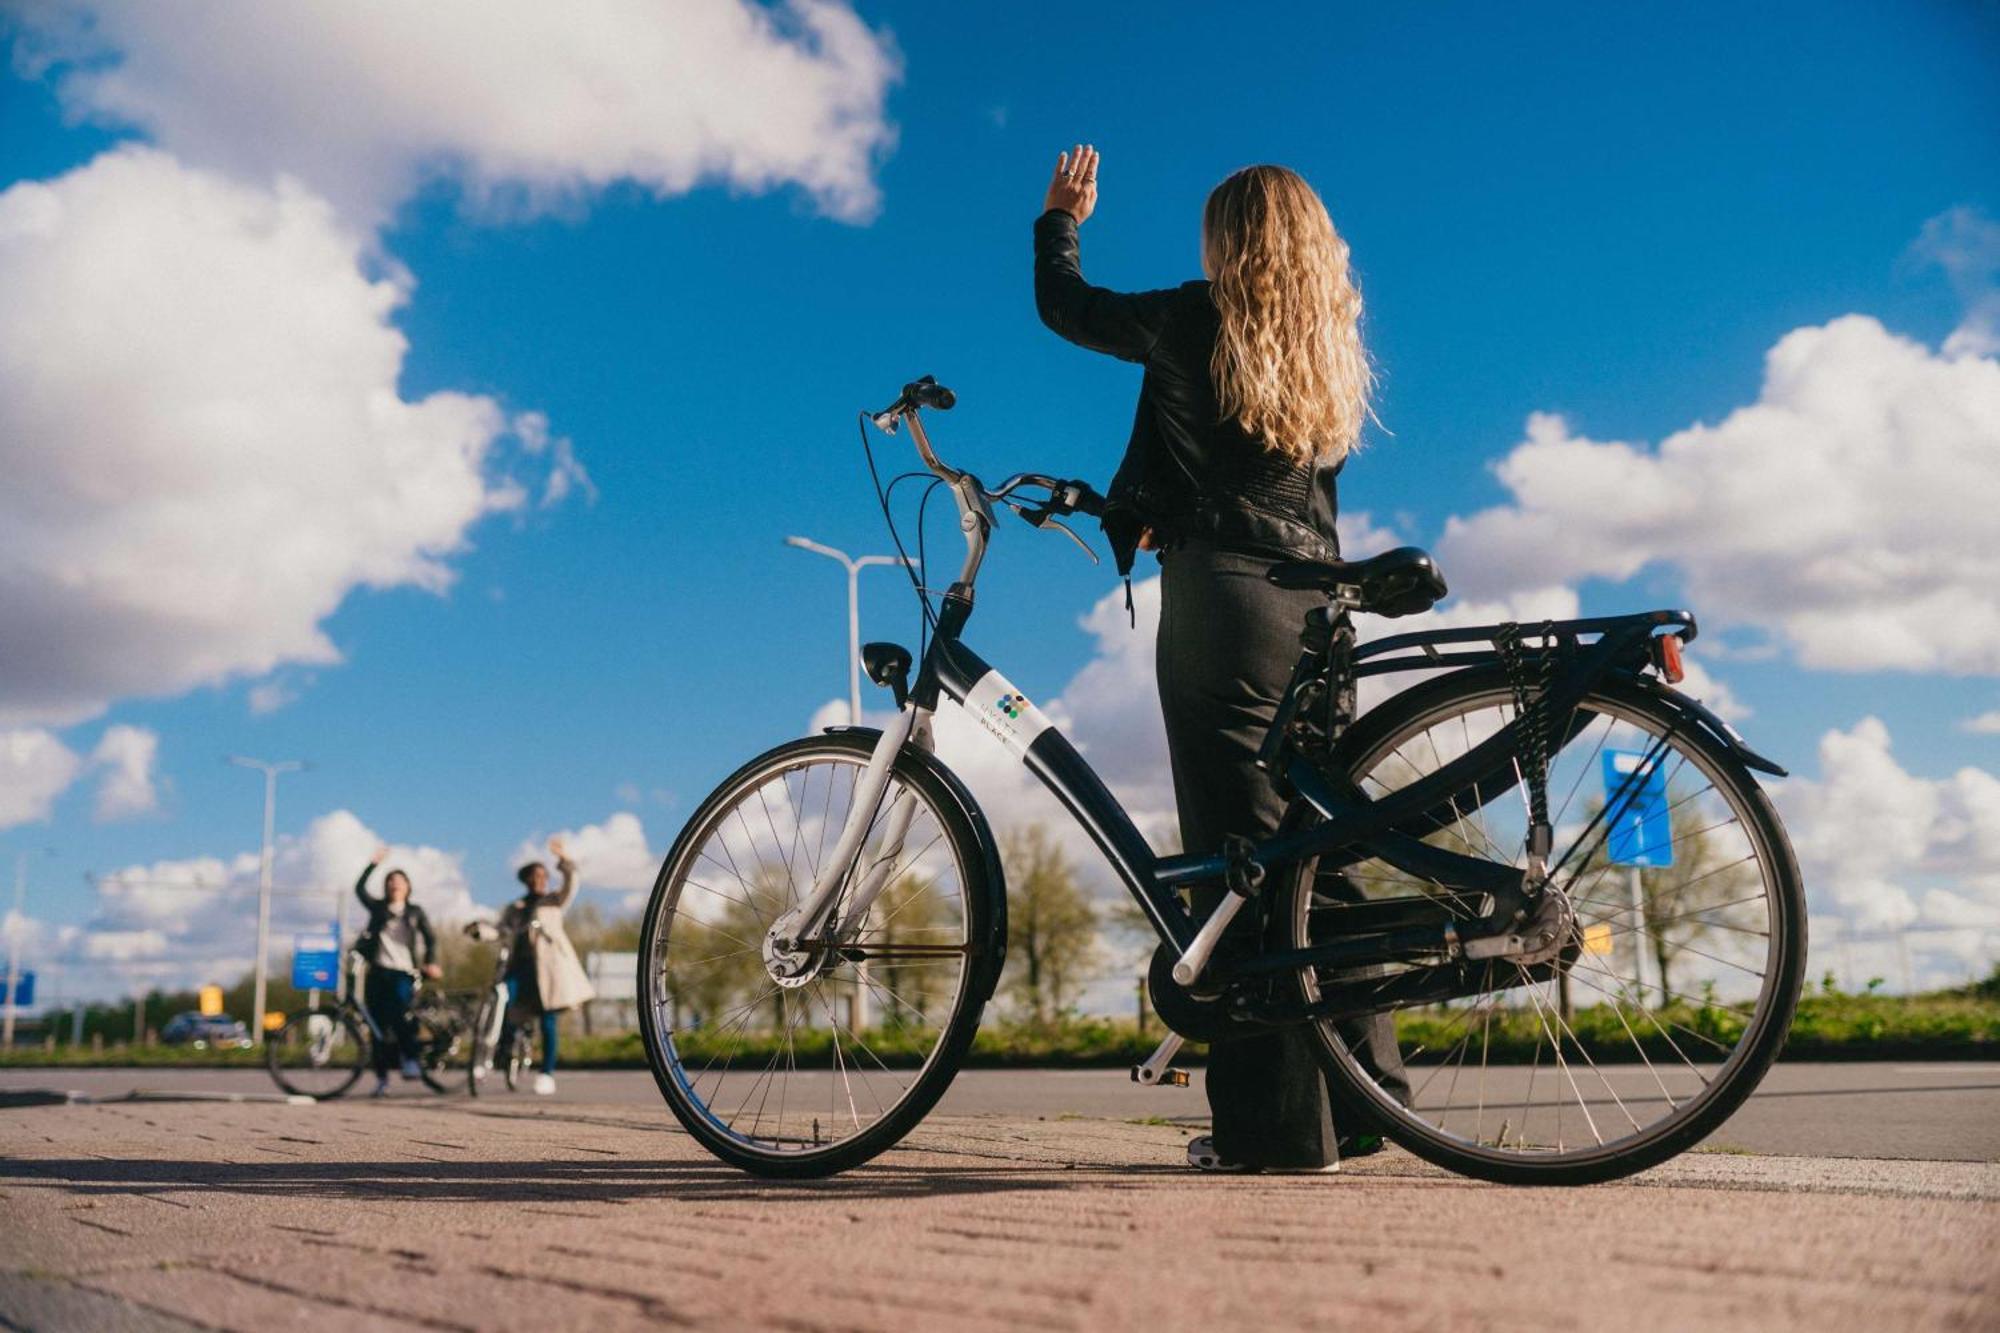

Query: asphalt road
6 1060 1998 1161
1 1089 1994 1331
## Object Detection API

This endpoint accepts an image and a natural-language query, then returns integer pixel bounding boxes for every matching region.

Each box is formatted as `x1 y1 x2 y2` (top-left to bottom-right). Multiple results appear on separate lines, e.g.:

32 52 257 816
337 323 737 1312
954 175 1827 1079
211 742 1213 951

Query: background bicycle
265 953 473 1100
465 920 552 1096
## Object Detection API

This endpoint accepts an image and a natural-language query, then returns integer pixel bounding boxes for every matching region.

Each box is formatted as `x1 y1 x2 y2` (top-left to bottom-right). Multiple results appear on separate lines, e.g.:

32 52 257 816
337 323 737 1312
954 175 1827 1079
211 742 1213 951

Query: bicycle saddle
1266 546 1449 618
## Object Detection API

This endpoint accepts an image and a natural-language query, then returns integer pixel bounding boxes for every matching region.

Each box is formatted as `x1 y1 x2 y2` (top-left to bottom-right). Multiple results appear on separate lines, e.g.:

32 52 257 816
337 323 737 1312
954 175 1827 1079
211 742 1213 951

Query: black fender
1628 673 1788 777
823 725 1009 1000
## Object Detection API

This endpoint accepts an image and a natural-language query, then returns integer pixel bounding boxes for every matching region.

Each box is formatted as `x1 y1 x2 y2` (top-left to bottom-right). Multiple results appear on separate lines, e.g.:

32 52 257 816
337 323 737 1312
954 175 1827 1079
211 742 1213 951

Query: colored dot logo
997 693 1027 720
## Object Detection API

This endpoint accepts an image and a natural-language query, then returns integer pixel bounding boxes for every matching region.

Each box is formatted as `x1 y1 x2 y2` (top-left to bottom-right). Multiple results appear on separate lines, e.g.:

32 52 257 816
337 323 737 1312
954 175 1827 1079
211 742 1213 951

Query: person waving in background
353 847 441 1097
496 836 596 1095
1035 146 1410 1173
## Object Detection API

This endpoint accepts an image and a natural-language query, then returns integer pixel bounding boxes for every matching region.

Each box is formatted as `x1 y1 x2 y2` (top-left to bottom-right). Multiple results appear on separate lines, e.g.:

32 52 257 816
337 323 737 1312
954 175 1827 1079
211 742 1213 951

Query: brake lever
1043 515 1100 565
1006 500 1100 564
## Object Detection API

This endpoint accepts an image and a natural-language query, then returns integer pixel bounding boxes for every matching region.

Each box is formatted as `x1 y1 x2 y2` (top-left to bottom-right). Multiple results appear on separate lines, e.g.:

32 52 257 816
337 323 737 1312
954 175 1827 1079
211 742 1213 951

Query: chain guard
1147 944 1233 1042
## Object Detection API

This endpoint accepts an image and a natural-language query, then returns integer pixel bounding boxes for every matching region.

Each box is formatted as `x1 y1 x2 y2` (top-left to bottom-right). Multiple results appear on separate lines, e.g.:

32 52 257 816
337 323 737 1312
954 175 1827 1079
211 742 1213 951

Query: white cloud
14 0 900 226
1961 711 2000 736
1777 717 2000 935
89 724 159 821
0 146 571 725
513 812 662 912
515 412 597 510
0 730 83 831
1335 508 1407 557
1908 206 2000 359
247 678 307 717
1437 316 2000 674
0 3 898 728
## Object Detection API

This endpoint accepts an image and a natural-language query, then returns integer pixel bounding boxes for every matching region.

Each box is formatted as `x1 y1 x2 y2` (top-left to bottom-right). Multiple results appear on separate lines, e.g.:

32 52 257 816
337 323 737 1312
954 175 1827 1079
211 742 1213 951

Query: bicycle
465 920 550 1096
265 954 472 1100
635 376 1806 1183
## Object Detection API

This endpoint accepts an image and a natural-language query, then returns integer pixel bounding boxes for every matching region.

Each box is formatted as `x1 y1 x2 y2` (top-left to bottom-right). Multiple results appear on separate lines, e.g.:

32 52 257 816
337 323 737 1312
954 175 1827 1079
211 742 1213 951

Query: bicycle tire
1281 667 1806 1185
468 990 499 1098
411 1001 461 1094
638 731 999 1178
266 1005 368 1101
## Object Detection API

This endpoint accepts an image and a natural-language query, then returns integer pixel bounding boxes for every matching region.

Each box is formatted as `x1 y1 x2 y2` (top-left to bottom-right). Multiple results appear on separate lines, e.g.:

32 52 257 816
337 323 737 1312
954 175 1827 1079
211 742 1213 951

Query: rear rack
1351 608 1697 680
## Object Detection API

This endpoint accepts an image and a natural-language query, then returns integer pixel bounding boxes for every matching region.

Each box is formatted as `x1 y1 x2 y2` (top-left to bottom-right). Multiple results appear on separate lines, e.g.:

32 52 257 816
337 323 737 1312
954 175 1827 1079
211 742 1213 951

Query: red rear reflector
1656 633 1686 684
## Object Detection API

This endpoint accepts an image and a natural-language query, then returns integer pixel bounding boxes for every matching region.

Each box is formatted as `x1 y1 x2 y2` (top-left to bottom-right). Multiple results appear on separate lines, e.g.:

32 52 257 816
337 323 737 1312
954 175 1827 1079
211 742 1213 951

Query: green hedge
4 980 1994 1070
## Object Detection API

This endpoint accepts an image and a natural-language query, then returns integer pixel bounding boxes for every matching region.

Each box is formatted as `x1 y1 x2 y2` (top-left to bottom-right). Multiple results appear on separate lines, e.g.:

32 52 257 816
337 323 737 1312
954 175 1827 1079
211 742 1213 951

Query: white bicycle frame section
775 407 1206 979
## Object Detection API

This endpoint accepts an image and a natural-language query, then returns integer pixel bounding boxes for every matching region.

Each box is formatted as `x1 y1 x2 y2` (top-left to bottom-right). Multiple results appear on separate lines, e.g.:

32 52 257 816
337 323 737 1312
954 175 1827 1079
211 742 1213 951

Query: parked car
160 1011 253 1049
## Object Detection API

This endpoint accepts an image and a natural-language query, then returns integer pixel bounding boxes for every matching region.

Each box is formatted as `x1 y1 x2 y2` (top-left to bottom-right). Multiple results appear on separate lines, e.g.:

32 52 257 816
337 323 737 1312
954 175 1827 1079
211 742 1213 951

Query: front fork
766 706 932 981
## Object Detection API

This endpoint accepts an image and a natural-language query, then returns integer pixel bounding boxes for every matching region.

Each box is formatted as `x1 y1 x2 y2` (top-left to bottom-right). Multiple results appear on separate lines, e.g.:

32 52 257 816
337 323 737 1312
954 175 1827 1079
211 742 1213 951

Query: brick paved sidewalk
2 1096 1995 1331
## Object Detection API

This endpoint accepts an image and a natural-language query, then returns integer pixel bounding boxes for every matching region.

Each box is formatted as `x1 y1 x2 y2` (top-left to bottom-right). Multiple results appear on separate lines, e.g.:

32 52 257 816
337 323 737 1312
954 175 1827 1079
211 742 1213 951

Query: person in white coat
496 836 596 1094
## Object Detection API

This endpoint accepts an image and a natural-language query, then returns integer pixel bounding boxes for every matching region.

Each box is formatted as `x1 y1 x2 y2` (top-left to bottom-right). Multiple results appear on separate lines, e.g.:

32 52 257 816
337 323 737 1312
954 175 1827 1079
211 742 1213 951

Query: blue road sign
1602 748 1674 868
4 970 34 1008
291 931 341 990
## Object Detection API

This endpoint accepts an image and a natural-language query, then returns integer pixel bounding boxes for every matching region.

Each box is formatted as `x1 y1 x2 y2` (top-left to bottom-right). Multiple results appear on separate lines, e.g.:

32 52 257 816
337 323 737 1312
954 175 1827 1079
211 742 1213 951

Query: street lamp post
229 756 304 1044
3 848 53 1050
783 537 914 725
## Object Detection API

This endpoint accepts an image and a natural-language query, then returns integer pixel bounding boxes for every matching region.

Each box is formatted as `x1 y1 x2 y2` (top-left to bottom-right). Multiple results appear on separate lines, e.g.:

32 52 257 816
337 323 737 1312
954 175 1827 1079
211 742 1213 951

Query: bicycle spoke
1306 677 1793 1170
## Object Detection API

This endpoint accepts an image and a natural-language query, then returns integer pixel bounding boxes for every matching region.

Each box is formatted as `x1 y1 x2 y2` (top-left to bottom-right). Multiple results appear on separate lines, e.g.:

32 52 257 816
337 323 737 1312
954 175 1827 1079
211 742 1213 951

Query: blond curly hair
1204 165 1373 463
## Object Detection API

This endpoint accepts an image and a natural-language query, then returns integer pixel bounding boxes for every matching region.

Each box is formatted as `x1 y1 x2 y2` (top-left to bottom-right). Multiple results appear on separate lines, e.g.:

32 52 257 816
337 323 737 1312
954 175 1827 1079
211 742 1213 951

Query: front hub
762 917 827 989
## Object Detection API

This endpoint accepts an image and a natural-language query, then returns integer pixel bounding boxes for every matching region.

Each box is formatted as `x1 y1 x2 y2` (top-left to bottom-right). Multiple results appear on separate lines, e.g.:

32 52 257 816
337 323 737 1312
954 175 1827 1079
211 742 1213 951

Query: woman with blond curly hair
1036 148 1408 1173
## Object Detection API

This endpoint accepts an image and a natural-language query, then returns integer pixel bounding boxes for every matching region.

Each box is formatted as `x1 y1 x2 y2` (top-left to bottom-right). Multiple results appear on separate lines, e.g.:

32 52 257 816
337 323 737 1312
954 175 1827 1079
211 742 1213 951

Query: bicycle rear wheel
266 1005 368 1100
638 732 997 1177
1282 668 1805 1185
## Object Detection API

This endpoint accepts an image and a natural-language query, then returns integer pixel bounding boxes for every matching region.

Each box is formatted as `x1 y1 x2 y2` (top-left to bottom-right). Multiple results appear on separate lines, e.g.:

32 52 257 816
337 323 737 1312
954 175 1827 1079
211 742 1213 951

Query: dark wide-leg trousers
364 968 419 1075
1158 542 1412 1168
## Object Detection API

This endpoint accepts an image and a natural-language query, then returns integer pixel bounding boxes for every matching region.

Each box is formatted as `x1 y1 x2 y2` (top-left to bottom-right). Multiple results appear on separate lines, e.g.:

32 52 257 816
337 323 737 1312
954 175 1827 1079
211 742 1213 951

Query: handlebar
872 374 956 426
867 375 1109 579
871 378 1105 518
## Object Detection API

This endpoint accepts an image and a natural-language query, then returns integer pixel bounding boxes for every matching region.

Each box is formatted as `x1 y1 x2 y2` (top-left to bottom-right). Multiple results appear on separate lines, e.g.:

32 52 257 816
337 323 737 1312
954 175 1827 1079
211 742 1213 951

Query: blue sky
1 2 1996 1002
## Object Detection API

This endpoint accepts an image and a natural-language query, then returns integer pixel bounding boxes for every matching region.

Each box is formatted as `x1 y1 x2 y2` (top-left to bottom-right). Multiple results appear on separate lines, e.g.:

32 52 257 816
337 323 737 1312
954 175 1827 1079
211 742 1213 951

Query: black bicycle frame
909 601 1709 987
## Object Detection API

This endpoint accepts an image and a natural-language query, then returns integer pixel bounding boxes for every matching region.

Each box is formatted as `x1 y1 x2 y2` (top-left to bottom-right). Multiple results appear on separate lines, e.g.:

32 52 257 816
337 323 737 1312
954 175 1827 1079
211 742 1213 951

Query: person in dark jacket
1036 147 1409 1173
354 846 441 1095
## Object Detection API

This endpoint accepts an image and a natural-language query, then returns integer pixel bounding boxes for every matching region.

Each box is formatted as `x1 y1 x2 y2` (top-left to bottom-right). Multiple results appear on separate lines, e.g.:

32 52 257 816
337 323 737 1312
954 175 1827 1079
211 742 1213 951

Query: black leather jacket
1033 210 1342 576
352 863 437 972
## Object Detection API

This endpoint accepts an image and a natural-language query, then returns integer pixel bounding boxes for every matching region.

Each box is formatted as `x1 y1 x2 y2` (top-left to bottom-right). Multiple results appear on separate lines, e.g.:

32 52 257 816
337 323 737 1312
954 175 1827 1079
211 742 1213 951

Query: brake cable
857 412 938 654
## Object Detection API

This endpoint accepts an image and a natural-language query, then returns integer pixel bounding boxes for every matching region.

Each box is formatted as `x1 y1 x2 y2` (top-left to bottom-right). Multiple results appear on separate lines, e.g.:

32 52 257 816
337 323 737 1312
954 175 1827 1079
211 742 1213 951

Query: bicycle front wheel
1283 668 1806 1185
267 1005 368 1100
411 1000 464 1094
638 732 997 1177
467 989 501 1098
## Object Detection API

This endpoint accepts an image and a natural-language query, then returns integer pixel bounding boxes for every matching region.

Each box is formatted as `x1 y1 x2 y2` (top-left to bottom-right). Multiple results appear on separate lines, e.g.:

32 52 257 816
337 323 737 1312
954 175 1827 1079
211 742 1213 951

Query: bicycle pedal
1131 1063 1191 1087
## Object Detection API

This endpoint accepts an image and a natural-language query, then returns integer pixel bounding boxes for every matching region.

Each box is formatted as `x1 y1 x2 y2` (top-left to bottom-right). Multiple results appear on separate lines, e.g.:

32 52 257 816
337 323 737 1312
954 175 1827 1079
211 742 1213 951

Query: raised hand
371 844 390 865
547 835 567 861
1044 144 1099 225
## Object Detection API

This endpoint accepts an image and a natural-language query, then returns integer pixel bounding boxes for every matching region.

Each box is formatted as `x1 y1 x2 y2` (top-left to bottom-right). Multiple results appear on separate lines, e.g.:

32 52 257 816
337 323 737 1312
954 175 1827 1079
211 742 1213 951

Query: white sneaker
532 1073 556 1096
370 1077 391 1098
471 1062 488 1081
400 1057 423 1080
1186 1135 1339 1174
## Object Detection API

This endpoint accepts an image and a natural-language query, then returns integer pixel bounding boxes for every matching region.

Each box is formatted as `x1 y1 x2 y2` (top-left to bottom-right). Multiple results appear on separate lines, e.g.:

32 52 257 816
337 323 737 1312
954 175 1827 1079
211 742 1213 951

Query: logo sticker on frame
964 670 1054 757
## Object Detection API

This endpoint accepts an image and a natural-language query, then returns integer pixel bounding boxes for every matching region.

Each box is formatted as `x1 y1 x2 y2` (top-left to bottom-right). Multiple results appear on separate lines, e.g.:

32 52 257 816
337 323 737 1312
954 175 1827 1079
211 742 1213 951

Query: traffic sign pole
1602 749 1673 1008
1628 865 1654 1004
